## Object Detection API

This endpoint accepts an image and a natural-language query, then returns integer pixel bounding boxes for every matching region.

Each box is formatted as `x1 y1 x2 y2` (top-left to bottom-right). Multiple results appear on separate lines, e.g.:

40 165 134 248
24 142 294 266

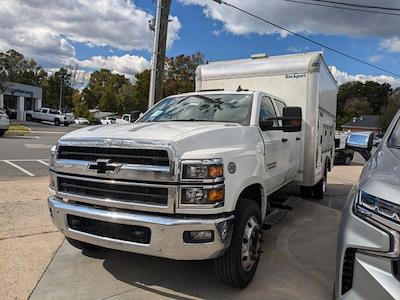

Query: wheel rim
322 176 327 193
345 156 350 164
241 215 262 271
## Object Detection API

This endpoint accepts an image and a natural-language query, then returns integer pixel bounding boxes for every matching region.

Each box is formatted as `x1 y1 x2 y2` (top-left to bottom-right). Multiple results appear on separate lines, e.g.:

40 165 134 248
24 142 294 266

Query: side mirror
282 106 302 132
346 132 373 161
259 119 274 131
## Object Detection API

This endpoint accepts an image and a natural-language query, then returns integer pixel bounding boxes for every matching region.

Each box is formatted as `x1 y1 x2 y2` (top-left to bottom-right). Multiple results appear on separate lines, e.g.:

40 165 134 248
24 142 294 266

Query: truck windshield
139 94 253 125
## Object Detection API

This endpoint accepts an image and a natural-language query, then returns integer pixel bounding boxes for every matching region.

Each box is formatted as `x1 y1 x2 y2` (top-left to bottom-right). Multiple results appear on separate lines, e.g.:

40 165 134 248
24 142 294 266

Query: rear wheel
0 130 5 137
66 237 101 252
26 114 32 121
64 122 70 127
344 155 351 165
214 199 262 288
54 118 60 126
300 186 313 198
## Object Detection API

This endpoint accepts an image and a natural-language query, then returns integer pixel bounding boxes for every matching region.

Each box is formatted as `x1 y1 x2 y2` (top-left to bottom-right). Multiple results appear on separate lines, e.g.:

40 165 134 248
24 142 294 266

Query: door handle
296 137 301 141
282 138 288 142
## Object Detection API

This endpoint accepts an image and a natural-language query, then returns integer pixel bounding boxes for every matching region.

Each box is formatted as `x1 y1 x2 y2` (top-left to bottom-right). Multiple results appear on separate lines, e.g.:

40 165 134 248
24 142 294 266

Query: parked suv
0 109 9 136
335 116 400 298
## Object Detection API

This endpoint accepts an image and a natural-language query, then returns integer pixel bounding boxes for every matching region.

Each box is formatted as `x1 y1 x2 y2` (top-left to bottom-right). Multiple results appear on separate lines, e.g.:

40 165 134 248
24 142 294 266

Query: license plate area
67 215 151 244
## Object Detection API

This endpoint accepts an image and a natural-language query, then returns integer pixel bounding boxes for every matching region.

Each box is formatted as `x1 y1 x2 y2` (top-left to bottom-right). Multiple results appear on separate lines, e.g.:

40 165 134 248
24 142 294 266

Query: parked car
0 109 9 136
334 149 354 165
334 133 354 165
335 123 400 298
48 52 337 288
116 111 142 124
99 116 117 125
74 117 90 125
26 107 74 126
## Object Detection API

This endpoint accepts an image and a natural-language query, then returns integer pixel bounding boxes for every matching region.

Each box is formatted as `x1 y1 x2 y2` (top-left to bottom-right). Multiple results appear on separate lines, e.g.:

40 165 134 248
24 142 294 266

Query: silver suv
335 114 400 299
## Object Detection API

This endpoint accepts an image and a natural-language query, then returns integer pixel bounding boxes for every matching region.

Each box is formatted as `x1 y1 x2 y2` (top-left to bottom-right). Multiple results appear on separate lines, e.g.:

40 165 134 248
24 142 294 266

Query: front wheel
55 119 60 126
64 122 70 127
214 199 262 288
0 130 5 137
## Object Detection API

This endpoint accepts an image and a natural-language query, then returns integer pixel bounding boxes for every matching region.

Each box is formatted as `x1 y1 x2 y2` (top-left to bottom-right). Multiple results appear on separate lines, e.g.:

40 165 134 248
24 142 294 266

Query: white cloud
330 66 400 88
368 55 384 63
179 0 399 38
77 54 150 80
287 46 310 53
380 36 400 53
0 0 180 71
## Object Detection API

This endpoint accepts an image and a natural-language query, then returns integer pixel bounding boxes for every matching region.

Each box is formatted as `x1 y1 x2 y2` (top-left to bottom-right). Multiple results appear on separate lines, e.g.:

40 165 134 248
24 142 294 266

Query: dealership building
0 82 42 121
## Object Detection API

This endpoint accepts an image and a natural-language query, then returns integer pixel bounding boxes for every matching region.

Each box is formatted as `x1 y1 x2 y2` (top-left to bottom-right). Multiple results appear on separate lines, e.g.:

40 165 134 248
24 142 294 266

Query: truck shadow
78 183 352 299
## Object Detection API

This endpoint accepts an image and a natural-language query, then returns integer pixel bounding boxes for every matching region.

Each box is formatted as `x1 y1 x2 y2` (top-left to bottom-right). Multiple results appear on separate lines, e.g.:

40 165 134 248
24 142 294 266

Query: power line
283 0 400 16
212 0 400 78
309 0 400 12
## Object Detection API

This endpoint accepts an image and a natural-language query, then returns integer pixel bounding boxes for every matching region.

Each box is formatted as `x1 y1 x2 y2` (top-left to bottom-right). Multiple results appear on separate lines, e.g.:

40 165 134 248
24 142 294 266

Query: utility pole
59 76 63 111
148 0 171 109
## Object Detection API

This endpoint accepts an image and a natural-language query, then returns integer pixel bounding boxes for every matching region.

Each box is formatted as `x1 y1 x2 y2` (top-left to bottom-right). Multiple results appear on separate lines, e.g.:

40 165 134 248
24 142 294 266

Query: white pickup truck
47 52 337 287
26 107 74 126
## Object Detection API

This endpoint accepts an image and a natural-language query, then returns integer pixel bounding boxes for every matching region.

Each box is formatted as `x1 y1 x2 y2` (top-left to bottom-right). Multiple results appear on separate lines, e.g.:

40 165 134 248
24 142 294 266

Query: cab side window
274 99 286 117
259 96 278 130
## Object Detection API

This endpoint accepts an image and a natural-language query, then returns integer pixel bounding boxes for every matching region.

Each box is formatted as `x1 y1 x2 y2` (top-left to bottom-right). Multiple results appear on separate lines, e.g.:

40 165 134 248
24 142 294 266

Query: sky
0 0 399 87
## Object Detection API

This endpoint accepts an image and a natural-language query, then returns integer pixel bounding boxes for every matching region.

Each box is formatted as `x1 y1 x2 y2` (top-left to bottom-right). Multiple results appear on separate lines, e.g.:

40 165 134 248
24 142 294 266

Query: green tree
163 52 204 97
42 67 75 110
337 98 373 127
0 49 45 86
337 81 392 128
380 89 400 130
131 69 151 112
82 69 128 110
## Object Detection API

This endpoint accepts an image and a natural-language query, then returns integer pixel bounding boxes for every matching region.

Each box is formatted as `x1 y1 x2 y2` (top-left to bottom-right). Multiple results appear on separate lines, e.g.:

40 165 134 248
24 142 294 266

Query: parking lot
0 122 77 178
0 122 365 300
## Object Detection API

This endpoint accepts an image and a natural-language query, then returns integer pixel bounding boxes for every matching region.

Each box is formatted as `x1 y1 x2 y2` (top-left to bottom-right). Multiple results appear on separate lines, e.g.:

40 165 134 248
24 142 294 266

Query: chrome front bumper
48 197 234 260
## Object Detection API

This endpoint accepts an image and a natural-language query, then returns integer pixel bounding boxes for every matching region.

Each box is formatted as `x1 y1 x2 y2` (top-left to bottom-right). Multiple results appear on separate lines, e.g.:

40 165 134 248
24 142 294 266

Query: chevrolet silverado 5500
48 52 337 287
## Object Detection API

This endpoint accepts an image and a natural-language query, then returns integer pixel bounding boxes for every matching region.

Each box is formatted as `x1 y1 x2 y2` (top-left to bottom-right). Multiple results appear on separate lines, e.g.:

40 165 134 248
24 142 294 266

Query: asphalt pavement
0 121 81 178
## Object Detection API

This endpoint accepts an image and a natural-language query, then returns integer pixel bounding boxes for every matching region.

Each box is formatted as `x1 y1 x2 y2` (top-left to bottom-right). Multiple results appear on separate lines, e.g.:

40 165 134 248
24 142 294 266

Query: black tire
66 237 100 252
300 186 313 198
64 122 70 127
0 130 5 137
26 114 32 121
55 118 60 126
344 155 351 165
214 199 262 288
312 175 326 199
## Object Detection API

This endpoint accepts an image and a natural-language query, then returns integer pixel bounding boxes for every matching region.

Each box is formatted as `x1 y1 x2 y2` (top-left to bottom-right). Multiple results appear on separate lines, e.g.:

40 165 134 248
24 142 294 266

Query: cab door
258 96 286 191
273 99 301 182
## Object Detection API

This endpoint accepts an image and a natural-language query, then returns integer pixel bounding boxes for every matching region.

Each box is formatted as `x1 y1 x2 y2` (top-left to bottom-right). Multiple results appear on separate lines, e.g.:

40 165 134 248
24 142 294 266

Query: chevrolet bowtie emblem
88 159 118 174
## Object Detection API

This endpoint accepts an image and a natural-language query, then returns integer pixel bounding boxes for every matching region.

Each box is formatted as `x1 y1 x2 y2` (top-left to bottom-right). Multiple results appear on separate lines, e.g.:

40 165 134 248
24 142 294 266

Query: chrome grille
58 177 168 206
58 146 169 166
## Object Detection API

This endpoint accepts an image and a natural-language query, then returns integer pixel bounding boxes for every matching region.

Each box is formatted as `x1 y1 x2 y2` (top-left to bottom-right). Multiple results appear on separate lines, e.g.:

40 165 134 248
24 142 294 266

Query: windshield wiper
172 119 216 122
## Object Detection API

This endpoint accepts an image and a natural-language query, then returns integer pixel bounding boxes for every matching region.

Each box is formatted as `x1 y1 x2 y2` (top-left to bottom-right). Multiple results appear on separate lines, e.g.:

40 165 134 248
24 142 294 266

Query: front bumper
336 188 400 299
48 197 234 260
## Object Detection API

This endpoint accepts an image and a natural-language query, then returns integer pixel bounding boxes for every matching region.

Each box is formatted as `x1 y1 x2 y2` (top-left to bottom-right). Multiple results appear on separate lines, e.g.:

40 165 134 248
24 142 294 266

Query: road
0 121 79 178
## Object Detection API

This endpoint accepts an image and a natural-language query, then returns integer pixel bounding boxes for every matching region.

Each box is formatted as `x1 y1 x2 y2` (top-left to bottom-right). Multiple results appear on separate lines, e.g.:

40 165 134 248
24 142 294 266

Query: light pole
59 76 63 112
148 0 162 109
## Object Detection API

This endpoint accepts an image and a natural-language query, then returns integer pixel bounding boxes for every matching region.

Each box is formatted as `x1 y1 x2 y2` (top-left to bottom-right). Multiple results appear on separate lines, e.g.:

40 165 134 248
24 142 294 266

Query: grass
6 123 31 136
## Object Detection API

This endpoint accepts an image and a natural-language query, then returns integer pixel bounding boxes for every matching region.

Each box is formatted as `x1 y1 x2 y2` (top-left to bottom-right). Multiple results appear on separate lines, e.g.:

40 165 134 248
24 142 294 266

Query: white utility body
47 52 337 288
196 51 337 190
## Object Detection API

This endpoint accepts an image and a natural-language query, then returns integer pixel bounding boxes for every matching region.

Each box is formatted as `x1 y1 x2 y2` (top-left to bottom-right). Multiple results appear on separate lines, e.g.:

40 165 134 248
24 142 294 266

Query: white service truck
26 107 74 126
48 52 337 287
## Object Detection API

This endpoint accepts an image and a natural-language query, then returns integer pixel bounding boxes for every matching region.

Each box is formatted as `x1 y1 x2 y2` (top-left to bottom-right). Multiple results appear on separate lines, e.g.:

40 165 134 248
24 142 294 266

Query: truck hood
60 122 241 142
359 145 400 205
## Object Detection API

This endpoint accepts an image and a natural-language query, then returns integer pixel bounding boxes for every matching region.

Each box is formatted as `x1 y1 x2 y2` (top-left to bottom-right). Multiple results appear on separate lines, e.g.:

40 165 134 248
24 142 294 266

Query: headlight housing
355 191 400 227
181 159 223 182
181 185 225 207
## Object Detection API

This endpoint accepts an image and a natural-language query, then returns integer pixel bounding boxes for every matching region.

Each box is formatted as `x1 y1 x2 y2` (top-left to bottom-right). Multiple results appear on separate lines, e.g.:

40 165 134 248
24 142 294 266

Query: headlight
181 159 223 182
355 191 400 226
181 185 225 207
